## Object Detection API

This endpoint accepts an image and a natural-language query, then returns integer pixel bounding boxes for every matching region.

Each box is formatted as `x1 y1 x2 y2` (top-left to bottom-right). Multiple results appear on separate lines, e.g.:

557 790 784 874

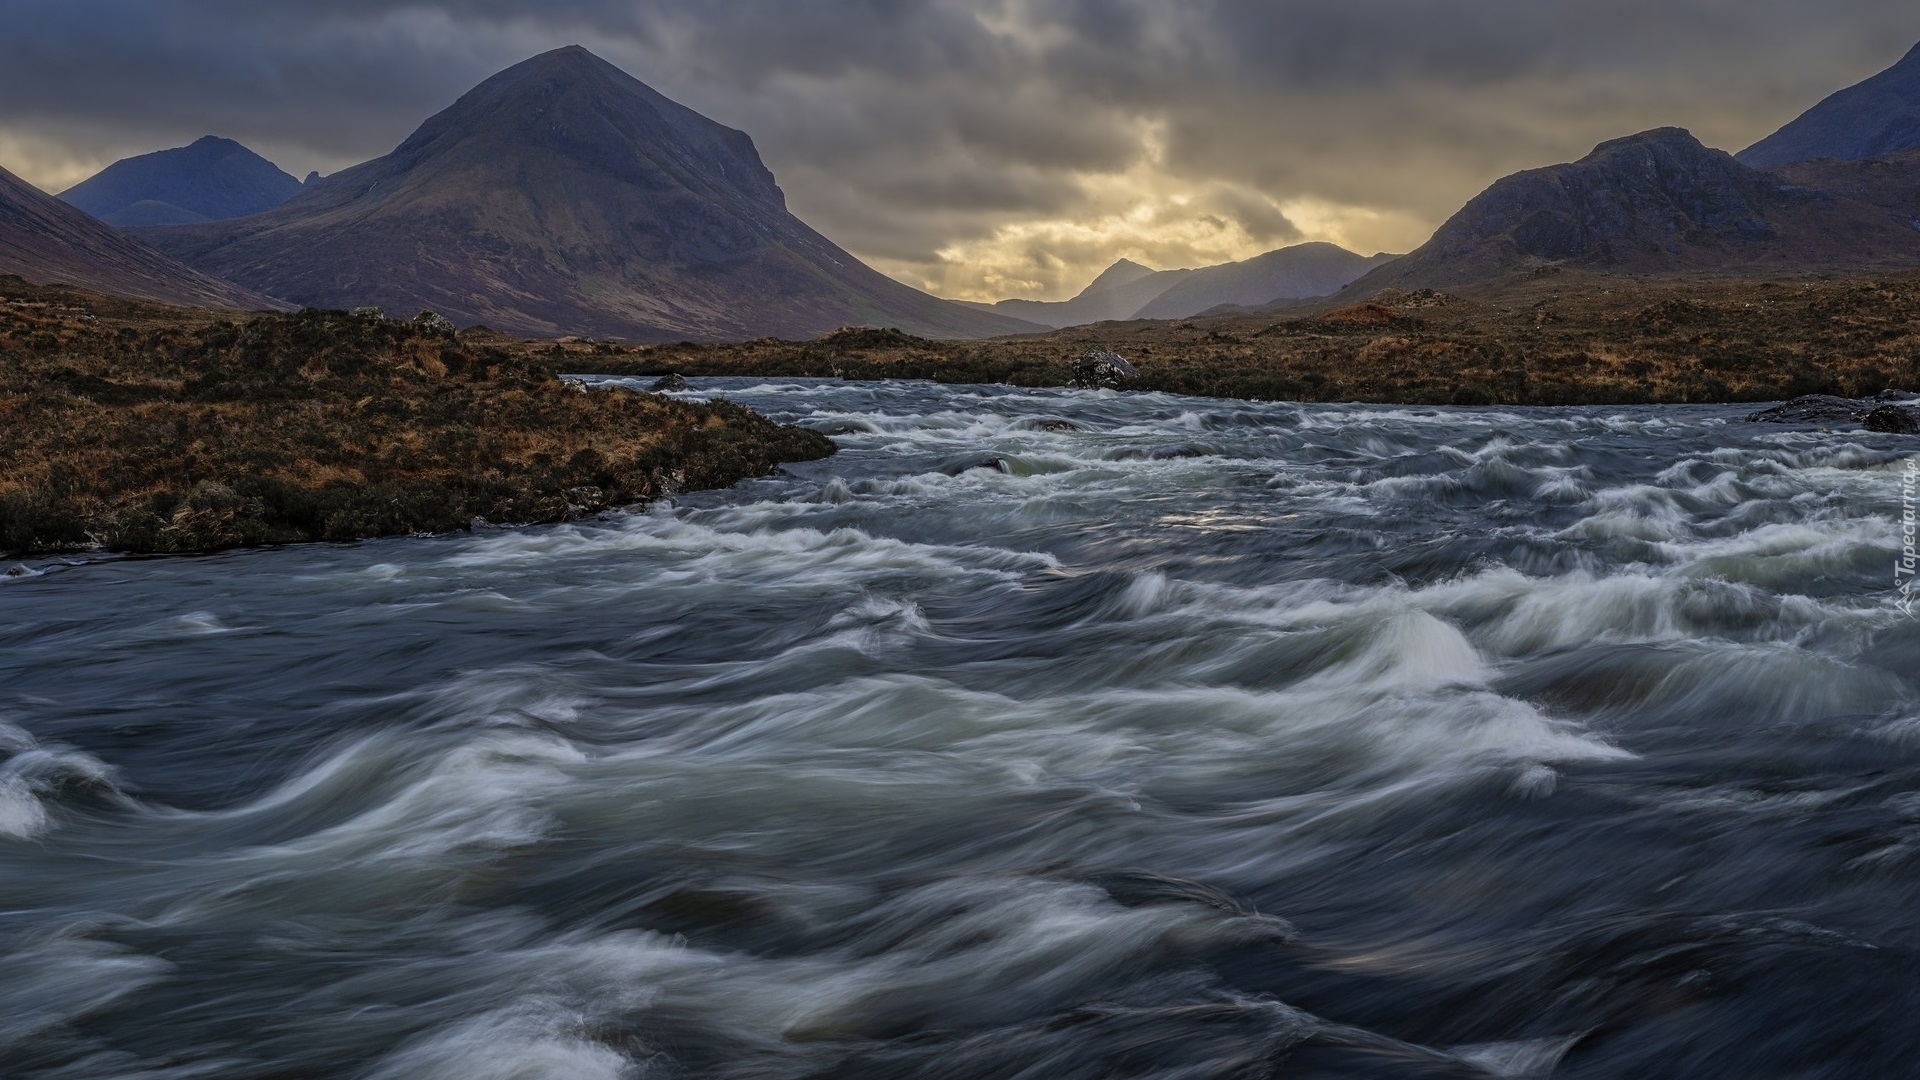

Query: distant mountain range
0 163 283 310
10 38 1920 337
59 136 305 227
966 242 1393 329
1739 43 1920 167
130 47 1035 342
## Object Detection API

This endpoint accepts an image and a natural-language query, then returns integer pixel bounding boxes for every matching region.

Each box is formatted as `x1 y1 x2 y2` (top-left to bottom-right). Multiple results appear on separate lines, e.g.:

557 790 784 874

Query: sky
1 1 1916 302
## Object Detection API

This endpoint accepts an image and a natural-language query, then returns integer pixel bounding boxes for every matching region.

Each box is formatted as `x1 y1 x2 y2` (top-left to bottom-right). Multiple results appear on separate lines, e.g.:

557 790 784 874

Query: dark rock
941 455 1013 476
1148 444 1211 460
1744 395 1869 425
1069 349 1137 390
650 373 690 392
1865 405 1920 433
1019 417 1082 432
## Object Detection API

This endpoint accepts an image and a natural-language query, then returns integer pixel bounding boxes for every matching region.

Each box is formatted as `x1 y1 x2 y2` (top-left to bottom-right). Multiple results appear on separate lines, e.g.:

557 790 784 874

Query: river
3 378 1918 1079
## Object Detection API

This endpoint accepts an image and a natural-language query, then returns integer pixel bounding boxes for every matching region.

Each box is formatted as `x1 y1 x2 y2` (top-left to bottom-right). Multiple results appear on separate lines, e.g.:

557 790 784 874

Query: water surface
4 379 1918 1079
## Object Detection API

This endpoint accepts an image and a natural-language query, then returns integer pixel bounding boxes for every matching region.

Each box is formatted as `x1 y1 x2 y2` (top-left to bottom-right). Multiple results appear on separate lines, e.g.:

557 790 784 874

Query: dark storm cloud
3 1 1917 297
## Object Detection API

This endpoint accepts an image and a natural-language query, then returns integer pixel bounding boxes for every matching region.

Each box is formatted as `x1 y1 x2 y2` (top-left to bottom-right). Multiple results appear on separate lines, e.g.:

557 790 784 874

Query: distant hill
1344 128 1920 295
967 242 1388 329
1739 43 1920 167
0 163 283 310
1133 244 1394 320
59 136 303 227
134 47 1036 342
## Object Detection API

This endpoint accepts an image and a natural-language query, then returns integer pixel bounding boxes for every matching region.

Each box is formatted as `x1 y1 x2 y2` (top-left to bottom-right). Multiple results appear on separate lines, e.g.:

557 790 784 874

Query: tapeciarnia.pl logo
1899 458 1919 618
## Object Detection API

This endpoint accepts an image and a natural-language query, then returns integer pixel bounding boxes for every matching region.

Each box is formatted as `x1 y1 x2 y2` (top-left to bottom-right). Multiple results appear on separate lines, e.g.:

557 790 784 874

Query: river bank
0 279 833 556
567 271 1920 406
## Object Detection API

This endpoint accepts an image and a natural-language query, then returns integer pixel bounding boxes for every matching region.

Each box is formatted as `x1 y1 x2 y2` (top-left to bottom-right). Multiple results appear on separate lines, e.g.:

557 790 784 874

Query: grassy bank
0 279 833 556
562 272 1920 406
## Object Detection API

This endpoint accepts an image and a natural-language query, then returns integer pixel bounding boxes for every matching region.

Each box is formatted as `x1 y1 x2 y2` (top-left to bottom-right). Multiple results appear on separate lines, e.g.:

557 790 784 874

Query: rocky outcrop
650 373 690 392
1070 350 1137 390
1745 393 1920 430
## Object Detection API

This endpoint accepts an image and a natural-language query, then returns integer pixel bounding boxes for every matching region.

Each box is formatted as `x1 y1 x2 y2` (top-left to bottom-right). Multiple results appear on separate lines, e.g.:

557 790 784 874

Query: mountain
1132 243 1394 320
1739 43 1920 167
1344 128 1920 295
59 136 304 227
0 163 283 309
133 47 1036 342
967 242 1387 329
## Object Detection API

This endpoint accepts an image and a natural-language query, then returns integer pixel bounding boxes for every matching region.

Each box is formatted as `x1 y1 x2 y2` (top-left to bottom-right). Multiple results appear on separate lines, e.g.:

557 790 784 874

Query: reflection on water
2 378 1917 1079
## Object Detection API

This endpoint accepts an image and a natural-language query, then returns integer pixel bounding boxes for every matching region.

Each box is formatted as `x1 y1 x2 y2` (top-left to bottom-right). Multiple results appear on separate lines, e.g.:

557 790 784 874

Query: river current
3 378 1919 1079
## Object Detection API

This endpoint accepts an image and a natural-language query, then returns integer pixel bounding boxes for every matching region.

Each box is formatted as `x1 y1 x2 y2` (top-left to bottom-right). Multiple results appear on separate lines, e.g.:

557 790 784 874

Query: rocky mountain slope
1739 43 1920 167
1345 128 1920 294
135 47 1035 342
0 164 283 310
59 136 304 227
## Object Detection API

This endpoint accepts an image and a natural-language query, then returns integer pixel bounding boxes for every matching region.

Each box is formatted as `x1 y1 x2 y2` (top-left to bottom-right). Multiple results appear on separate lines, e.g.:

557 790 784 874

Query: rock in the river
1070 350 1137 390
1744 393 1920 431
651 373 690 392
1865 405 1920 433
1744 395 1868 425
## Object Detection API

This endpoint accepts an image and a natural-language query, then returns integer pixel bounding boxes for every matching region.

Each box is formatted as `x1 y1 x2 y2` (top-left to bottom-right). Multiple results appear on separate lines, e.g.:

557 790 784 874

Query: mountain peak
59 136 302 227
136 49 1034 342
1739 42 1920 167
1078 258 1160 297
1587 127 1706 157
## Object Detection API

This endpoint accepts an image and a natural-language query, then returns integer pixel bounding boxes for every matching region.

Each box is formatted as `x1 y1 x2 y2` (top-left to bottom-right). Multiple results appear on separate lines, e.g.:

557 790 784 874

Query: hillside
1740 43 1920 167
0 164 283 310
134 47 1035 343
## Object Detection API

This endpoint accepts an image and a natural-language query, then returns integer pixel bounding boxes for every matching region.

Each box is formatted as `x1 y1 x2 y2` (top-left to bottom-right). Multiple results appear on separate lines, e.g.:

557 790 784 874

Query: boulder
1070 349 1137 390
1865 405 1920 434
650 373 690 392
412 309 457 335
349 306 385 321
1744 394 1871 425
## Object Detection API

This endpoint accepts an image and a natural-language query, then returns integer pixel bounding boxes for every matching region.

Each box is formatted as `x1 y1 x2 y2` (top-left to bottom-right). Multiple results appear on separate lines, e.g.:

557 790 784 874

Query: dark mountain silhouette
59 136 304 228
134 47 1036 342
1345 128 1920 295
1739 43 1920 167
0 163 282 309
967 243 1388 329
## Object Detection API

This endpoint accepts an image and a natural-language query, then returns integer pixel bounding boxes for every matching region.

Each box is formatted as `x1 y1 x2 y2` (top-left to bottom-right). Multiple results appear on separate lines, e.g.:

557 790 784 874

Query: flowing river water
4 378 1920 1079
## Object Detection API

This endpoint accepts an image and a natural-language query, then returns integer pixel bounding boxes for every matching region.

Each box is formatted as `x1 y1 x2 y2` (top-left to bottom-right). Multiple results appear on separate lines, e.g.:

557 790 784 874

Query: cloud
2 1 1917 300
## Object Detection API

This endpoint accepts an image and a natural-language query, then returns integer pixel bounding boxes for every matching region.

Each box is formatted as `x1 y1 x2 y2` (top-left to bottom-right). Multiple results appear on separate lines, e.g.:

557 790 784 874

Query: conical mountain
1346 128 1920 294
136 47 1037 341
59 136 303 227
0 163 282 309
1740 43 1920 167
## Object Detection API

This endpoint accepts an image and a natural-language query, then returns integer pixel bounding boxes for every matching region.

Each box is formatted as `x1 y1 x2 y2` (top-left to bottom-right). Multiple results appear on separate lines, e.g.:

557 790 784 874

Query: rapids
3 378 1919 1079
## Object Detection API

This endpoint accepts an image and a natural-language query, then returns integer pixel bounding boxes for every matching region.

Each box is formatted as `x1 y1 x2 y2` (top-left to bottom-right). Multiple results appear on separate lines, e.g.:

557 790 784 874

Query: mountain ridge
966 242 1390 329
1739 43 1920 167
1344 127 1920 296
135 47 1037 342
